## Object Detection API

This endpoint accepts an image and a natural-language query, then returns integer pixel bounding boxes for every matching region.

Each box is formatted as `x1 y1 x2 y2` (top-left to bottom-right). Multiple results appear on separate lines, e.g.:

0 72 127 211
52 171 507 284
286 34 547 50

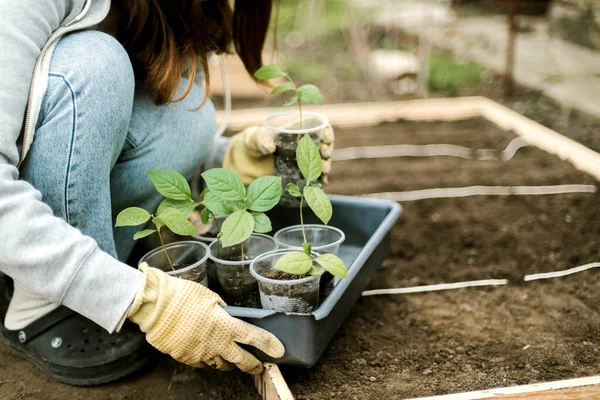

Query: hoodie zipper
18 0 111 167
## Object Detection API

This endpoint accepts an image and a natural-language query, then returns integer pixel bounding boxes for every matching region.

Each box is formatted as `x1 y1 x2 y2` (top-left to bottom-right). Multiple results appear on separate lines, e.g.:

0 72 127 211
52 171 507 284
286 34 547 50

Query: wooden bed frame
217 97 600 399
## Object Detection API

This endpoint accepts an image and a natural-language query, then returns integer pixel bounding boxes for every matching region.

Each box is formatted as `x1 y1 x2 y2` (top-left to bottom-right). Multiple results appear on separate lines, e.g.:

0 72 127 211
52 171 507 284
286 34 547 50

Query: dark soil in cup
206 259 223 295
282 119 600 399
169 263 207 286
260 270 319 313
216 255 261 308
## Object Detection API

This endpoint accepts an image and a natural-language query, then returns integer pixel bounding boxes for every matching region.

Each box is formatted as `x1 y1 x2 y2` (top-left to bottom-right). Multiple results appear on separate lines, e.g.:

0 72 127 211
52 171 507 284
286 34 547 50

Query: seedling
201 168 282 258
254 64 323 129
115 170 200 270
273 135 348 279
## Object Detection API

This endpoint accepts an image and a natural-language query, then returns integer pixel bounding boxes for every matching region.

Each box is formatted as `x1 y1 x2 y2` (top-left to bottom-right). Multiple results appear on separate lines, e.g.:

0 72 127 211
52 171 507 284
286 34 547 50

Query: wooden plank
407 376 600 400
254 363 294 400
504 385 600 399
216 97 484 131
480 98 600 180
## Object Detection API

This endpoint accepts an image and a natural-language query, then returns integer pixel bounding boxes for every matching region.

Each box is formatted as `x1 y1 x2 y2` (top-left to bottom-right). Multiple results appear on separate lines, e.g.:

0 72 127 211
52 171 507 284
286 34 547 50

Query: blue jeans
19 31 218 263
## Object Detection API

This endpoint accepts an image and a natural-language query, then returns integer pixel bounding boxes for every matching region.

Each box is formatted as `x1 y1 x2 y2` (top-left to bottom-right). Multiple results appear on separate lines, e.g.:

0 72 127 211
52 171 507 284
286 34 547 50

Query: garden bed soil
284 119 600 399
0 118 598 399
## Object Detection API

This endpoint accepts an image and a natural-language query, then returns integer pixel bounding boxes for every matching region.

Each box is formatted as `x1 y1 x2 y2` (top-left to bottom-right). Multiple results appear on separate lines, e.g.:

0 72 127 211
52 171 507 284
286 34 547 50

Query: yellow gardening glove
127 263 285 374
223 122 335 185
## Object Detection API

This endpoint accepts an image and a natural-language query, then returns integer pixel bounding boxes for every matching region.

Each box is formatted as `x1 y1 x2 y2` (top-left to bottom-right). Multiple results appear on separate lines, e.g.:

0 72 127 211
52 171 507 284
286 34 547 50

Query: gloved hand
223 122 335 185
127 263 285 374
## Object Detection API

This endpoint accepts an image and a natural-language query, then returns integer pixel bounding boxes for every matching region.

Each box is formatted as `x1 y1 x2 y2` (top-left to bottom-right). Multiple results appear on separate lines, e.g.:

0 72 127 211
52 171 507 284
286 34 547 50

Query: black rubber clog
0 306 153 386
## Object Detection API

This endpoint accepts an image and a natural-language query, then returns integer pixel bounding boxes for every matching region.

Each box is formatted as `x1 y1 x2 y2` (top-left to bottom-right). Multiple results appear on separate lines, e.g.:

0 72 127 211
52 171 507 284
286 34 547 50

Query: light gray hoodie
0 0 144 332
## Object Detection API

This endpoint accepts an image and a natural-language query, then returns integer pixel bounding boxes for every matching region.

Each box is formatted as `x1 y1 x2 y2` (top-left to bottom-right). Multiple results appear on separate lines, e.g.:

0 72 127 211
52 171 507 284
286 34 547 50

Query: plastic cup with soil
274 224 345 301
138 240 209 286
250 249 321 313
208 233 277 308
264 112 329 207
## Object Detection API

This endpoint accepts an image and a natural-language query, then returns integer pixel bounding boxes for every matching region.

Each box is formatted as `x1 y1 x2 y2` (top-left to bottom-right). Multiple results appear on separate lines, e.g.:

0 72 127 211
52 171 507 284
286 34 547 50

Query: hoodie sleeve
0 0 143 332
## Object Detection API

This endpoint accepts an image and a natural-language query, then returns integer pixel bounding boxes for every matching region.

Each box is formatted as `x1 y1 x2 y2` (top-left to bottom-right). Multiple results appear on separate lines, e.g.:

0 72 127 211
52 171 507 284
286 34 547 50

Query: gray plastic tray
224 195 402 367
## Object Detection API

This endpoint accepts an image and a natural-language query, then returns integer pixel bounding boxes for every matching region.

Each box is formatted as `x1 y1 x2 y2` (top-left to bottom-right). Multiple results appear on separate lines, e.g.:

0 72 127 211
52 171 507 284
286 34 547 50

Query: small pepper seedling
201 168 282 257
115 170 200 270
254 64 323 129
273 135 348 279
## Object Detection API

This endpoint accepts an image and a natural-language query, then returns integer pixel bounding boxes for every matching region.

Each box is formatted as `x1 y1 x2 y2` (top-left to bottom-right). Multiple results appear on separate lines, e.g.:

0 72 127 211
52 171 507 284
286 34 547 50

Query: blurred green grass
428 54 482 96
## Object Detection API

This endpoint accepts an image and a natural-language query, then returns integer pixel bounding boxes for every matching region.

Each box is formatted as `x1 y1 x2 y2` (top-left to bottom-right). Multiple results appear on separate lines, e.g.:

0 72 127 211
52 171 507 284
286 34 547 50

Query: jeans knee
50 31 135 115
125 78 217 179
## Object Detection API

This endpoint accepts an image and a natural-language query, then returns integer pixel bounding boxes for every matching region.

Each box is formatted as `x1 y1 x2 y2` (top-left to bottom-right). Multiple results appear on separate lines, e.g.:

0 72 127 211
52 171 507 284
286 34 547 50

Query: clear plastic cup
264 112 329 207
274 224 345 300
274 225 345 254
139 241 209 287
208 234 277 308
250 249 321 313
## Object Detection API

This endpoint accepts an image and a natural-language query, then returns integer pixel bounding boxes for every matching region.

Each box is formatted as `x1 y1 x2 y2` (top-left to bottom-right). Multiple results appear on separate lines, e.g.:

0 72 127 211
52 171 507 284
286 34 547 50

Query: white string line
362 262 600 297
333 137 529 162
364 184 597 202
361 279 509 297
524 262 600 281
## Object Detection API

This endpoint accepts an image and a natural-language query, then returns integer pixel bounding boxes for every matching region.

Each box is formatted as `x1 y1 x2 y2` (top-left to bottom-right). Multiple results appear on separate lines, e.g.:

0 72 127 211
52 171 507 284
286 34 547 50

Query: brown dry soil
1 118 599 399
283 118 600 399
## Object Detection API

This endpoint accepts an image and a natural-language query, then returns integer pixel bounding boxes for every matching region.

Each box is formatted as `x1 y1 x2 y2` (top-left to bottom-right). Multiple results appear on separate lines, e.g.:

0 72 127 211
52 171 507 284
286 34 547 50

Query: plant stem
241 242 245 261
297 97 303 130
285 73 303 130
212 212 222 259
299 195 307 246
158 229 175 271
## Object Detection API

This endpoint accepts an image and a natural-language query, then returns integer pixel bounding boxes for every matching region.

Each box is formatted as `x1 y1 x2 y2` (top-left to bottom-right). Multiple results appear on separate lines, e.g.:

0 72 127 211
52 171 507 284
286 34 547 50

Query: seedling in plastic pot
201 168 282 258
273 135 348 279
115 172 201 272
254 64 323 129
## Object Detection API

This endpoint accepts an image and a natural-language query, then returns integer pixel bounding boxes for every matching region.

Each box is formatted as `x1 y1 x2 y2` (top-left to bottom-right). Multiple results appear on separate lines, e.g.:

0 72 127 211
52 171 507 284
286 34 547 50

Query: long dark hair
115 0 272 105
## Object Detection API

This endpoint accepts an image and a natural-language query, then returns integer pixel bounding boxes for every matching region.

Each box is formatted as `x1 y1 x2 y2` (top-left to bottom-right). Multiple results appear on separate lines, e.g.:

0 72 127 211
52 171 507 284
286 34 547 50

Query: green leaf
271 82 296 94
251 212 272 233
201 168 246 201
220 210 254 247
133 229 156 240
296 84 323 105
147 170 192 201
286 182 301 197
310 183 323 190
157 198 197 219
246 176 282 212
297 135 322 182
158 208 197 236
304 186 332 224
203 190 232 216
200 207 214 224
254 65 287 80
115 207 151 227
273 251 314 275
315 254 347 278
283 96 298 106
309 266 326 276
